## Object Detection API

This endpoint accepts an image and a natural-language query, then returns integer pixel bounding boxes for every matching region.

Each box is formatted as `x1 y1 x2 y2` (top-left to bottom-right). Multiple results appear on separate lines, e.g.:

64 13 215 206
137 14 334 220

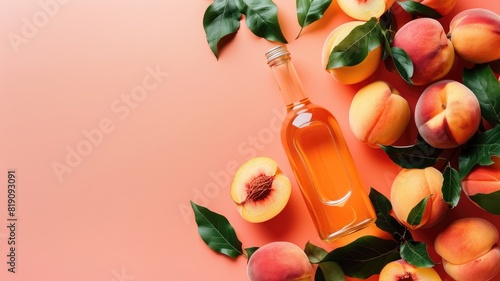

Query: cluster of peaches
321 1 499 153
327 7 500 149
231 161 499 281
321 0 500 280
226 1 499 281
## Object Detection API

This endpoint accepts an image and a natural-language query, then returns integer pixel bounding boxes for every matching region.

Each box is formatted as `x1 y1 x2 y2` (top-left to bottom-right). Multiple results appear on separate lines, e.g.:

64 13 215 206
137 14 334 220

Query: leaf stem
436 147 461 173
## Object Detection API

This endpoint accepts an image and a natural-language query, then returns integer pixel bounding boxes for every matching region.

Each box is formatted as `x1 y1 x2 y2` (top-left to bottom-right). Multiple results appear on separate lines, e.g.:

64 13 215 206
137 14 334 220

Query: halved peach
379 259 442 280
337 0 395 21
230 157 292 223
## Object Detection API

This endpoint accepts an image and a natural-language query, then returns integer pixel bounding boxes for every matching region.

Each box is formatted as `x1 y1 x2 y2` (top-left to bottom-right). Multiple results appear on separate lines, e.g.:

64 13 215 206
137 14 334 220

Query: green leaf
379 10 394 31
240 0 287 43
307 242 345 281
391 46 414 85
369 188 392 216
458 125 500 179
245 247 259 260
381 28 413 84
380 141 442 169
327 17 383 69
463 64 500 127
296 0 332 37
190 201 243 259
381 29 393 61
315 267 326 281
396 0 443 18
400 240 435 268
305 241 328 264
468 190 500 215
442 166 461 208
203 0 242 58
322 236 401 279
369 188 409 242
316 262 346 281
407 196 430 227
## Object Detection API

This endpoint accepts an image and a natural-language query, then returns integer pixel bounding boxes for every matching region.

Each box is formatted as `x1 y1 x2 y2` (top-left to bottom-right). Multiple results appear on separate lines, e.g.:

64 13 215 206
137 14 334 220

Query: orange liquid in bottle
281 101 376 241
266 45 376 241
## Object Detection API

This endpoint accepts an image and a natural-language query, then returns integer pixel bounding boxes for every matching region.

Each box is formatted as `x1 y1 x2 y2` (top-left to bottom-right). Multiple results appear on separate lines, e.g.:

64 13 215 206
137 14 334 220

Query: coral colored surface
0 0 499 280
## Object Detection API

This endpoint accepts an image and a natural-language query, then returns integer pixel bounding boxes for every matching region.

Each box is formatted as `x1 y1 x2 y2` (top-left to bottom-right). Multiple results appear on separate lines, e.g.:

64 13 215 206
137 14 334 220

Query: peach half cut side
230 157 292 223
337 0 395 21
379 259 442 281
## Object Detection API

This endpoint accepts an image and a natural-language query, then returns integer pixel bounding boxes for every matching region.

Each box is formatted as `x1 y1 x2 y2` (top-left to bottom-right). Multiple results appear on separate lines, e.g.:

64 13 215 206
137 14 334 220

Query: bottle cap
265 45 290 63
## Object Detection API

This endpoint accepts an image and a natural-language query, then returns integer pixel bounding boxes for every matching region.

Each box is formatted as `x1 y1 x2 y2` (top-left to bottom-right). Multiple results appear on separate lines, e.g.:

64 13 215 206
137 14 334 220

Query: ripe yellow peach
390 167 448 230
415 80 481 149
411 0 457 17
230 157 291 223
379 259 442 281
434 217 500 281
321 21 382 85
442 247 500 281
448 8 500 64
349 81 410 147
247 241 313 281
337 0 395 21
435 217 499 265
462 157 500 212
393 18 454 86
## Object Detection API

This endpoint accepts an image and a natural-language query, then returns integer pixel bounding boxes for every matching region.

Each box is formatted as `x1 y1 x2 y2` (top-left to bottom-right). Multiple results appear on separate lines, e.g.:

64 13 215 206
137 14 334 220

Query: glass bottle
265 45 376 241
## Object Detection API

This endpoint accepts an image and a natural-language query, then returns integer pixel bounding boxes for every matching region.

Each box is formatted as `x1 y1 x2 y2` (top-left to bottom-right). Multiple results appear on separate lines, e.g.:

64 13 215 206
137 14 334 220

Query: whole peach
349 81 410 147
462 157 500 212
322 21 382 84
390 167 448 230
411 0 457 17
247 241 313 281
379 259 442 280
434 217 500 281
462 156 500 195
435 217 499 264
393 18 454 86
443 247 500 281
448 8 500 64
415 80 481 149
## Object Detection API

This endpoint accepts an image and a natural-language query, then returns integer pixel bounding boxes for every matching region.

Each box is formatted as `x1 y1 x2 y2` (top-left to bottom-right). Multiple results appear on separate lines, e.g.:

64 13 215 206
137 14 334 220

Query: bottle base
321 217 376 242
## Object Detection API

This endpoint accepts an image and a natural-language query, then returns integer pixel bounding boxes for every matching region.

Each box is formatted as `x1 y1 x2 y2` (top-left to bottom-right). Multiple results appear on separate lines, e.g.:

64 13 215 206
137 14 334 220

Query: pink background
0 0 499 280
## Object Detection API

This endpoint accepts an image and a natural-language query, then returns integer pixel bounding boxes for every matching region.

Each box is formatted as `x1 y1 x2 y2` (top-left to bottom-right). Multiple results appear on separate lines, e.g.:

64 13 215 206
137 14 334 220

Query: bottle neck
266 46 309 110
